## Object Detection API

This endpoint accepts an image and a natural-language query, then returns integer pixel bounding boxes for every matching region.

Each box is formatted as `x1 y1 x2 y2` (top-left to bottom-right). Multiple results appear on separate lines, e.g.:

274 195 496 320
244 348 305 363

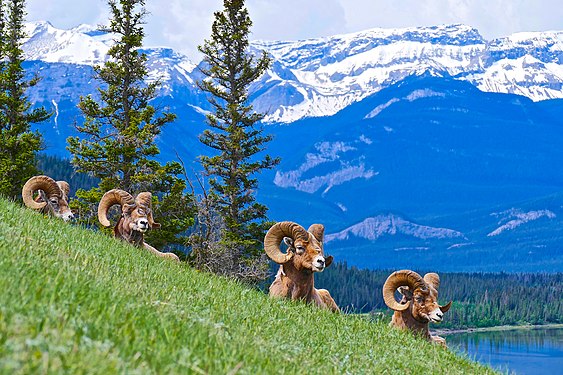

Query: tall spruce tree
0 0 50 199
67 0 193 250
197 0 279 274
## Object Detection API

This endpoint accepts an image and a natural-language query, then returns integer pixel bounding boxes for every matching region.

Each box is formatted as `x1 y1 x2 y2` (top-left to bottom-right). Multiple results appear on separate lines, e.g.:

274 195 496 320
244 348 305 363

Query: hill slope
0 198 494 374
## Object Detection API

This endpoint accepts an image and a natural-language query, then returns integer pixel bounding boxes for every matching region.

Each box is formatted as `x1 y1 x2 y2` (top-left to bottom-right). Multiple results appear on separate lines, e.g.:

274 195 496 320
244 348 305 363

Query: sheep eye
296 246 305 254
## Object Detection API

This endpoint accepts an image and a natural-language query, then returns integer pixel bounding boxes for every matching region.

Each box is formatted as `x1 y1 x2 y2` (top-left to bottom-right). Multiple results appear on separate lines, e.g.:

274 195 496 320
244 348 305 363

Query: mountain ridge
22 21 563 124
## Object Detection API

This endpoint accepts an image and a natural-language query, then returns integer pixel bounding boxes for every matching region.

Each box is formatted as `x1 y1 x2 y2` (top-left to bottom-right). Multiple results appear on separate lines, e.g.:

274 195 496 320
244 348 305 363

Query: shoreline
435 323 563 335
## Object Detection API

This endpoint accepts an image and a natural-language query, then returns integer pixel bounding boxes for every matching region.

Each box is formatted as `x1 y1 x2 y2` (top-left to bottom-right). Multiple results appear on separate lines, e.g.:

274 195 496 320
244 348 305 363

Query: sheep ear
152 222 161 229
325 255 334 267
283 237 294 248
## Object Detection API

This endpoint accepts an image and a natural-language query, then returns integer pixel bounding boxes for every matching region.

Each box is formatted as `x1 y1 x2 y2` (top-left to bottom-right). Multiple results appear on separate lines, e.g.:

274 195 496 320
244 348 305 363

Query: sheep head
98 189 160 233
383 270 452 324
22 175 74 221
264 221 333 272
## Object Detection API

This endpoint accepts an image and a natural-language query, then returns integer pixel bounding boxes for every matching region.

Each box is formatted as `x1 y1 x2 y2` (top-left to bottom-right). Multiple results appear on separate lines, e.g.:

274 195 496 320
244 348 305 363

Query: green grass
0 197 497 374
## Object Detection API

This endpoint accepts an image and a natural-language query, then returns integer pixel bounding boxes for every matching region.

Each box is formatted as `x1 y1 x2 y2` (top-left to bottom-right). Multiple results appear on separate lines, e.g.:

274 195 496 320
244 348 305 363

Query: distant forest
316 262 563 329
36 154 99 194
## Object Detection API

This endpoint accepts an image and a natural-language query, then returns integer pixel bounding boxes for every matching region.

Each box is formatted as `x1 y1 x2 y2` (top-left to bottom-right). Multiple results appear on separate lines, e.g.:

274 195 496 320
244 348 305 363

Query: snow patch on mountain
359 135 372 144
365 89 446 119
365 98 399 119
325 214 466 242
143 48 197 93
468 55 563 100
50 99 59 134
406 89 446 101
488 208 556 237
274 140 376 194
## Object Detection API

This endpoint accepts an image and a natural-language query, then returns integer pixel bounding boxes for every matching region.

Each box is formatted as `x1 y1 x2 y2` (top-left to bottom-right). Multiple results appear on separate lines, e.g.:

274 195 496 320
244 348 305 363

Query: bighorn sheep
264 221 339 312
98 189 179 261
22 175 74 221
383 270 452 347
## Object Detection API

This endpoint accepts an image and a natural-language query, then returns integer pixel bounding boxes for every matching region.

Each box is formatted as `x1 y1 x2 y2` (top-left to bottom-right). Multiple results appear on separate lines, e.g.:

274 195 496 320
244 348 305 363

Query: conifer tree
0 0 50 199
67 0 193 250
196 0 279 278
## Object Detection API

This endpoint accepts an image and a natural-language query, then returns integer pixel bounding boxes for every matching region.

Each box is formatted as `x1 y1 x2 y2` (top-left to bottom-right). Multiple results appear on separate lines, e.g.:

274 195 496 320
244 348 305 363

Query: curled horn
56 181 70 198
308 224 325 242
135 192 160 228
382 270 427 312
98 189 134 227
264 221 309 264
22 175 61 210
424 273 453 313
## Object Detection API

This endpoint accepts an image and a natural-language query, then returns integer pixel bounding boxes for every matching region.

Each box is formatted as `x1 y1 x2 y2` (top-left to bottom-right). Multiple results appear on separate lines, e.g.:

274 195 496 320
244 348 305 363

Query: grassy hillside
0 198 496 374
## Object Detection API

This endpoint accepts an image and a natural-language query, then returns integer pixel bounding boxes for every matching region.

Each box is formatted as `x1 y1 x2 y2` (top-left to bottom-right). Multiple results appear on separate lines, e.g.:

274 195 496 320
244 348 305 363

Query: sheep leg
430 335 447 348
143 242 180 262
316 289 340 313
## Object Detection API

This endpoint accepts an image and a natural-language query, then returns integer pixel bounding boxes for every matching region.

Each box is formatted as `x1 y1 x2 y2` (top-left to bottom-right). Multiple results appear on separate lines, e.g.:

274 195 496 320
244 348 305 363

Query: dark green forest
316 262 563 329
36 154 99 194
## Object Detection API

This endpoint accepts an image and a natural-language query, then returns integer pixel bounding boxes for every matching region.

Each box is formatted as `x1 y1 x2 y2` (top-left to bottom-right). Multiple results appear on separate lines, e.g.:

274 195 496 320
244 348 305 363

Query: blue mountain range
22 22 563 272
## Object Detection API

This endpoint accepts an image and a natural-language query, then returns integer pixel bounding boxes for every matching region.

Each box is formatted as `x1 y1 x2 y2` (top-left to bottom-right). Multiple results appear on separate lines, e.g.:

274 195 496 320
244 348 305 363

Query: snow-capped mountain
23 21 112 65
22 22 563 124
254 25 563 122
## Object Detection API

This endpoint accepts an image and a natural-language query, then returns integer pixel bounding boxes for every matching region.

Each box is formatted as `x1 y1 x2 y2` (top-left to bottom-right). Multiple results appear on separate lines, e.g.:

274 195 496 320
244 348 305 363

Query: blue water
446 327 563 374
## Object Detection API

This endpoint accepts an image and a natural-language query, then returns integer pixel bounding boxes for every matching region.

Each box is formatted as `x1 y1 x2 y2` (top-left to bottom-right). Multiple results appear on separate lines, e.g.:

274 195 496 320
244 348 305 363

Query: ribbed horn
382 270 427 312
22 175 61 210
264 221 308 264
135 192 160 228
56 181 70 198
98 189 134 227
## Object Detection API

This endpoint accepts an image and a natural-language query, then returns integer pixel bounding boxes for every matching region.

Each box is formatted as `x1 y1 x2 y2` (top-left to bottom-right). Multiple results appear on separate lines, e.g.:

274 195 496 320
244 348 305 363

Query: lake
446 327 563 374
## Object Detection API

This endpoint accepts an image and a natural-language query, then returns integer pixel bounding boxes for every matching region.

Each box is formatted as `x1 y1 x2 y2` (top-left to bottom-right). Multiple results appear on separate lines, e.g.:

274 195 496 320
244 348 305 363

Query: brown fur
391 291 446 346
268 224 339 312
387 273 451 347
109 198 179 262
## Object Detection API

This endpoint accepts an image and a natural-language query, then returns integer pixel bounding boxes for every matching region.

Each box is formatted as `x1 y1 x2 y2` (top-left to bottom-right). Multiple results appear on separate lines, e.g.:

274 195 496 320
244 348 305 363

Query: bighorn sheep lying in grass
383 270 452 347
98 189 179 261
22 175 74 221
264 221 339 312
